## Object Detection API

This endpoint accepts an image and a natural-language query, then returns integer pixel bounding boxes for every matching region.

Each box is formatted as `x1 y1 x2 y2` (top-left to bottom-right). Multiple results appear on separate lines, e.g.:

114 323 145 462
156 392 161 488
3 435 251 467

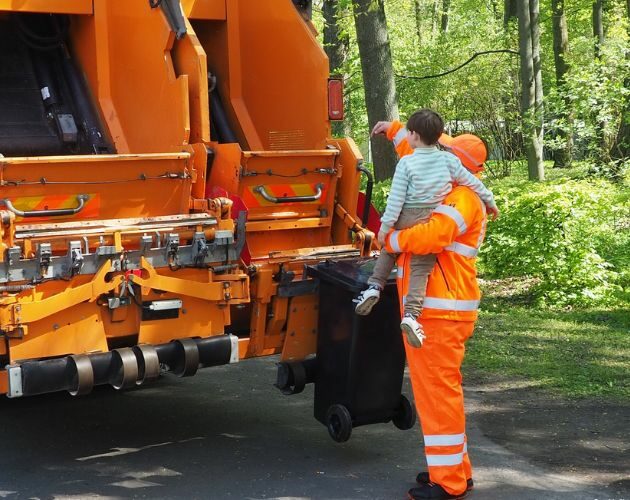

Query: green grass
464 288 630 400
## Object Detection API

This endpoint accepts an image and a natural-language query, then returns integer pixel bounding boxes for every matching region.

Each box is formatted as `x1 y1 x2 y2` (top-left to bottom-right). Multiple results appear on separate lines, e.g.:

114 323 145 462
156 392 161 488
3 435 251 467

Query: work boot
353 284 381 315
408 482 467 499
416 472 473 492
400 313 425 348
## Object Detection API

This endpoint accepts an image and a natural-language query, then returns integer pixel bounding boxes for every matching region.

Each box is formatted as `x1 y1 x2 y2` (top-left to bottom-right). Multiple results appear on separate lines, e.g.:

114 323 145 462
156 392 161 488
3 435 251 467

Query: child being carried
354 109 498 348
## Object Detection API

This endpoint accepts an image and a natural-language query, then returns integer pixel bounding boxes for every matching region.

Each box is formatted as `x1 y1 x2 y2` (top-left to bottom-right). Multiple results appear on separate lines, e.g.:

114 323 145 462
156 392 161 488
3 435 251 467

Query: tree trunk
592 0 611 165
440 0 450 33
593 0 604 59
352 0 400 181
414 0 423 43
504 0 517 28
518 0 545 180
612 0 630 162
432 0 440 36
551 0 569 88
551 0 572 168
323 0 350 137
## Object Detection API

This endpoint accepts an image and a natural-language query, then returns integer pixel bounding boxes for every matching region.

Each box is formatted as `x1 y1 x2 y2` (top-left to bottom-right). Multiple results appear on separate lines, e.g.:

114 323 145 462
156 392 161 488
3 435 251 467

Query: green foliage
313 0 630 310
480 176 630 307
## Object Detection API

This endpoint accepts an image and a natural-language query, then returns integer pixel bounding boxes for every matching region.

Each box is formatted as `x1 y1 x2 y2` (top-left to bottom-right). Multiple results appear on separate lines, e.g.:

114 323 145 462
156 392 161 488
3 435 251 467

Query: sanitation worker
371 120 490 500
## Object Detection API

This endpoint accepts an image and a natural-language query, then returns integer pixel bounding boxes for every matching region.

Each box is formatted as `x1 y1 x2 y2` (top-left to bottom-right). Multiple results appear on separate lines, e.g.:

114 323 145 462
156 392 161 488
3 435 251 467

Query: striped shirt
380 146 496 232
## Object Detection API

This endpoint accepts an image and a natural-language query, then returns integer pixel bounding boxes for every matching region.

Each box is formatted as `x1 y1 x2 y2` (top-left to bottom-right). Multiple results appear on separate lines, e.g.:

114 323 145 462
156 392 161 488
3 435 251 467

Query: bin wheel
325 404 353 442
393 395 416 430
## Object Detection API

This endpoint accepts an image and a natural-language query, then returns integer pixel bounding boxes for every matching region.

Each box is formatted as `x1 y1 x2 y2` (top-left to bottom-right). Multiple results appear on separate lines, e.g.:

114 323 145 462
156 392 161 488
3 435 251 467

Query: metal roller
172 338 199 377
275 357 317 396
68 354 94 396
110 348 139 390
133 344 160 385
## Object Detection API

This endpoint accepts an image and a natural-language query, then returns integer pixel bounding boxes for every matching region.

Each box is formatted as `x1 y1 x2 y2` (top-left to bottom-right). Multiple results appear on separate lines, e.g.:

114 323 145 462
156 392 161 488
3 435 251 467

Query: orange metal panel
182 0 226 20
281 295 318 360
138 297 227 345
206 143 242 195
329 138 364 245
9 304 109 362
1 154 192 221
0 372 8 395
70 1 191 154
0 0 92 14
192 0 330 150
173 21 211 145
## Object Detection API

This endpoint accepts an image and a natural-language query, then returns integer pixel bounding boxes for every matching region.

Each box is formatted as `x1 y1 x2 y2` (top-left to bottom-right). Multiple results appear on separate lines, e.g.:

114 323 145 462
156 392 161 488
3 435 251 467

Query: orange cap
447 134 487 173
438 133 454 146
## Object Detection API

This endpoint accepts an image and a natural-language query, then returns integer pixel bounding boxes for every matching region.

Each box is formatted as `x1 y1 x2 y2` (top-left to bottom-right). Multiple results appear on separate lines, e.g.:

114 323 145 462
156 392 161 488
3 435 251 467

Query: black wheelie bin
306 258 416 442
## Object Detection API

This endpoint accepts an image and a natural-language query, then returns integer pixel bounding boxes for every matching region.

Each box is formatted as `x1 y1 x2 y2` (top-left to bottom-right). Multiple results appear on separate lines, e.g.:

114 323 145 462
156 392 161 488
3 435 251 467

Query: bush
480 179 629 308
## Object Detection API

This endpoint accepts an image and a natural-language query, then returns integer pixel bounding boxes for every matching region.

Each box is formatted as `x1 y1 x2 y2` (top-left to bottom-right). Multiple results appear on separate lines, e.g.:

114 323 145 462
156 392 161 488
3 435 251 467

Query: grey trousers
368 207 436 317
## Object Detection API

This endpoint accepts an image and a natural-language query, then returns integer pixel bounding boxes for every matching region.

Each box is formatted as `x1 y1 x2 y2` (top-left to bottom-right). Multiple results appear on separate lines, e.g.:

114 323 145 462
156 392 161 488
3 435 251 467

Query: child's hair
406 109 444 145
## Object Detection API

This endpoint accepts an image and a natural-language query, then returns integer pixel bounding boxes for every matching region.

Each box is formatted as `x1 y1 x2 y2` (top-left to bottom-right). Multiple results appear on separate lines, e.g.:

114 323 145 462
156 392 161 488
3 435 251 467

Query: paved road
0 357 610 499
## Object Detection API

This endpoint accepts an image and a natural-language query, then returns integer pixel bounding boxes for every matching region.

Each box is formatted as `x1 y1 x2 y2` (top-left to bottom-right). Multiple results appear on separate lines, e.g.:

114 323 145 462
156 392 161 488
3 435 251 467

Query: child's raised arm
446 156 499 219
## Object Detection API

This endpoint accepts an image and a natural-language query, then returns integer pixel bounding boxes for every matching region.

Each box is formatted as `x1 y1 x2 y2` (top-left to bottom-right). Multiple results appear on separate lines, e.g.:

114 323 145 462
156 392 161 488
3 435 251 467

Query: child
354 109 498 348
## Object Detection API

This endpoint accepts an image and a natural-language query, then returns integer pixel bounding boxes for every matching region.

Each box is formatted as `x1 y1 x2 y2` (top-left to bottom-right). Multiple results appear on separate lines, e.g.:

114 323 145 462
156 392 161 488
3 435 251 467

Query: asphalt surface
0 357 611 499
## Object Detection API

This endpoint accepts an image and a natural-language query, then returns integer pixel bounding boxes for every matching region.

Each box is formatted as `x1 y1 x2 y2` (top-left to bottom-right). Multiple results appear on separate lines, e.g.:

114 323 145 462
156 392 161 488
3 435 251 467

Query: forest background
311 0 629 398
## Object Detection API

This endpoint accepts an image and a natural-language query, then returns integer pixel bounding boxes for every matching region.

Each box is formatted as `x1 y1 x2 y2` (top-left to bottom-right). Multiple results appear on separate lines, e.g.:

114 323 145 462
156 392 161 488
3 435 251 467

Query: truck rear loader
0 0 414 441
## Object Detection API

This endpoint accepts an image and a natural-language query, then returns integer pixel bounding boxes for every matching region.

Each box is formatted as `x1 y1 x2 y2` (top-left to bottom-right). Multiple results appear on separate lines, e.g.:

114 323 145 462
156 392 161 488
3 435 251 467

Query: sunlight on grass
464 290 630 399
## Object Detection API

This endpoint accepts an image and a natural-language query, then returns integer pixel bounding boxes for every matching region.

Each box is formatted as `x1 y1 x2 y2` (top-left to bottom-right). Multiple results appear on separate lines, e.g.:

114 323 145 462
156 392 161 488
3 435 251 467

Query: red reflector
328 78 344 121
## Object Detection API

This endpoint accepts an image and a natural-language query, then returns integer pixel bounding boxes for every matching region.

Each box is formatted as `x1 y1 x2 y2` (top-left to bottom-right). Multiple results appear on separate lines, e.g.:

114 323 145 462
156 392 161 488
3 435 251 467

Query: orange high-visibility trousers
404 318 474 496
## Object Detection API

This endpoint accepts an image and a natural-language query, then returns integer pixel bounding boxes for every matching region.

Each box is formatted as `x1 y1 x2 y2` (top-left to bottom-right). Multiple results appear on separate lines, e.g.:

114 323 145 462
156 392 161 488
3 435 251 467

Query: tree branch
396 49 520 80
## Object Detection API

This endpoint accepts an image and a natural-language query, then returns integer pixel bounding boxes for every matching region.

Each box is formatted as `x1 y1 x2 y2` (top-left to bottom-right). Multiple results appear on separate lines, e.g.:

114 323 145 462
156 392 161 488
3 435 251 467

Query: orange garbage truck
0 0 414 441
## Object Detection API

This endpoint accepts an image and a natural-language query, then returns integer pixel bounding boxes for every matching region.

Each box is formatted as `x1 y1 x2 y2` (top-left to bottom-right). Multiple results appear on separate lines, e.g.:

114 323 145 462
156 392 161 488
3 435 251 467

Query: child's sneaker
354 285 381 315
400 314 425 348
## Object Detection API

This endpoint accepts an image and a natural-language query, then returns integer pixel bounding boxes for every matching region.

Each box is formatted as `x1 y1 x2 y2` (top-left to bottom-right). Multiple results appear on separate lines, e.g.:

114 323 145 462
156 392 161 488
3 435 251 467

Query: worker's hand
371 121 392 137
487 205 500 220
377 229 388 246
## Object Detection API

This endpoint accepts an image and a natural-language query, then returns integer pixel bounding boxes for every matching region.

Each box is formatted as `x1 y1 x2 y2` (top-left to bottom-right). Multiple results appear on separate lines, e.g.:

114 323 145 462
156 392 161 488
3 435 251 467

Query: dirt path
464 374 630 499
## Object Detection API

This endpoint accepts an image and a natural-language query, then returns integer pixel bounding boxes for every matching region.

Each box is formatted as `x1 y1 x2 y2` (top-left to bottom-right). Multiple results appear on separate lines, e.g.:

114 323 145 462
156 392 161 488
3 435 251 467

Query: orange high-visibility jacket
383 121 487 322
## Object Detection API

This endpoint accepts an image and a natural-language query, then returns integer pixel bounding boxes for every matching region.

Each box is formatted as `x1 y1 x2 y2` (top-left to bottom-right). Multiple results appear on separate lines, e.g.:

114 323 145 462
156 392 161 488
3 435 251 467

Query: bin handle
2 195 89 218
254 184 323 204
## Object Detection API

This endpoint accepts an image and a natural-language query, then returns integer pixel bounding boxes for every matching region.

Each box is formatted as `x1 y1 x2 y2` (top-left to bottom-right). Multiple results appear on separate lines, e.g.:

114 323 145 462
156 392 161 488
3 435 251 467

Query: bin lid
306 258 396 293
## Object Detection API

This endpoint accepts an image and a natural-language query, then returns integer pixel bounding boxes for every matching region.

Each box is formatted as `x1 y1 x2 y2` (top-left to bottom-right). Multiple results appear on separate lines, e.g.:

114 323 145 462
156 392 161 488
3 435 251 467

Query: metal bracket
37 243 52 280
6 365 23 398
165 234 180 270
229 334 239 364
234 211 247 258
140 235 153 255
7 247 20 267
64 241 84 278
191 232 209 267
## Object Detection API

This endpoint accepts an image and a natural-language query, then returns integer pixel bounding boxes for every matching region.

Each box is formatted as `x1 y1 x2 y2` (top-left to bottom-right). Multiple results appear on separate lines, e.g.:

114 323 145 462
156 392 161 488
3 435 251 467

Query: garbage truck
0 0 414 441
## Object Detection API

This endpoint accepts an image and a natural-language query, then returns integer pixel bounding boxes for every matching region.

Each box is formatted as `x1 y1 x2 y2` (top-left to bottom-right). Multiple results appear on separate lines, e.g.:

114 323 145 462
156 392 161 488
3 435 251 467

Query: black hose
59 50 115 154
15 14 69 51
210 90 239 144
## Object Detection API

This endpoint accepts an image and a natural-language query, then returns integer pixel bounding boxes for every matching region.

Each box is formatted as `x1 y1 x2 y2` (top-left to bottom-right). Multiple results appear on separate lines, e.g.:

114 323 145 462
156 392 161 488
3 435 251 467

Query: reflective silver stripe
423 297 479 311
433 205 467 235
396 266 404 278
389 230 402 253
424 433 465 447
444 241 478 258
426 452 464 466
393 128 407 146
450 144 482 168
463 442 468 454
